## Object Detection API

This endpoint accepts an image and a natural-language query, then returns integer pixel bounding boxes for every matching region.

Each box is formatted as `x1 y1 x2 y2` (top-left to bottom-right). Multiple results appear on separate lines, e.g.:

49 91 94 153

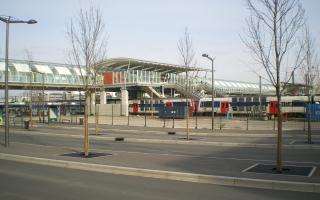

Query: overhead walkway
0 58 276 96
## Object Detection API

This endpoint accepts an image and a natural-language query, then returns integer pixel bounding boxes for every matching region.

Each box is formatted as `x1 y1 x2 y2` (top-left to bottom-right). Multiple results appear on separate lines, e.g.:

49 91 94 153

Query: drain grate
115 137 124 141
243 164 316 177
168 132 176 135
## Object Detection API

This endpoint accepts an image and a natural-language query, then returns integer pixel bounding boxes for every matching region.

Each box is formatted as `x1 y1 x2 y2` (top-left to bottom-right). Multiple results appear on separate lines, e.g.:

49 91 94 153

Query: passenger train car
129 96 320 117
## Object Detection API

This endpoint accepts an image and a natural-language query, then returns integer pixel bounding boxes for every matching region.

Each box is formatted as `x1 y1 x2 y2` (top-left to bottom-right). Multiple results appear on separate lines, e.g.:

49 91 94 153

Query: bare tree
241 0 305 171
298 24 318 143
66 4 108 156
177 27 197 140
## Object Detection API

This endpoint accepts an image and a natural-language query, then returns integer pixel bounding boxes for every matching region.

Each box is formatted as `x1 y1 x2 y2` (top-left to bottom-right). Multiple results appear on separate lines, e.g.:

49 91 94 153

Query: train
128 95 320 117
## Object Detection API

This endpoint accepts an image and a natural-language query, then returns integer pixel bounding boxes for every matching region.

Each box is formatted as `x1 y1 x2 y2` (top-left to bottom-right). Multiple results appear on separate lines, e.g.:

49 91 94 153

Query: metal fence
91 105 320 130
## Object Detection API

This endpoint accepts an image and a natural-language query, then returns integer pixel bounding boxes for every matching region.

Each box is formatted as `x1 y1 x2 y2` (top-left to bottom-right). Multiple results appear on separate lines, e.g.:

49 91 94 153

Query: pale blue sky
1 0 319 87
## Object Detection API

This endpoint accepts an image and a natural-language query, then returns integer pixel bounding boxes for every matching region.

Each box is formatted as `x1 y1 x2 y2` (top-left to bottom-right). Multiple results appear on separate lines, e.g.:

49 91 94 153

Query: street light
0 16 37 147
202 54 216 130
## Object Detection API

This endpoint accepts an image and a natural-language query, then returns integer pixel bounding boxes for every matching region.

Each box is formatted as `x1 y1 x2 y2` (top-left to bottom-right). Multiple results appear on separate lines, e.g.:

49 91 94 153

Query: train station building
0 57 282 116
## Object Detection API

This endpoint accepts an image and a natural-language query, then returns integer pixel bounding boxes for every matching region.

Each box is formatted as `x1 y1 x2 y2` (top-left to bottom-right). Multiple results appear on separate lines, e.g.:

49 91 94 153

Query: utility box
158 107 187 119
79 117 84 125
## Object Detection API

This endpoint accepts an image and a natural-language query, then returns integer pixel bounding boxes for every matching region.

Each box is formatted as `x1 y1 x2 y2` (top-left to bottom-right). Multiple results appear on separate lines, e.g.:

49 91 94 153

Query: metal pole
163 106 165 128
195 108 197 129
259 76 262 119
212 59 214 130
5 17 11 147
307 63 311 143
247 107 249 130
112 104 113 125
172 107 174 128
42 73 44 123
127 104 129 125
145 106 146 127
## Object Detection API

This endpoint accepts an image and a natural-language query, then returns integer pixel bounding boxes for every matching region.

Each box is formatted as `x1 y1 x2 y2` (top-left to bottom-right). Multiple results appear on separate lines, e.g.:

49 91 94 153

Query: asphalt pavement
0 122 320 193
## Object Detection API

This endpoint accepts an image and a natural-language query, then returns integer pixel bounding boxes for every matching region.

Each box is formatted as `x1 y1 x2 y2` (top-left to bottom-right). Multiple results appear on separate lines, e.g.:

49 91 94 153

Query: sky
0 0 319 96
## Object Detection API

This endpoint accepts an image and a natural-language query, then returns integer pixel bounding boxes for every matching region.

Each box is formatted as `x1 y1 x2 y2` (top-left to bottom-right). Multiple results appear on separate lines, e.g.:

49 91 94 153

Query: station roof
95 58 211 74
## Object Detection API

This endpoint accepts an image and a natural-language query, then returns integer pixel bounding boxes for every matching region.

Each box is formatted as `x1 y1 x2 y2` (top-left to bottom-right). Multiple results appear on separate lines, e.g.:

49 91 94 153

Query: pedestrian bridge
0 58 275 97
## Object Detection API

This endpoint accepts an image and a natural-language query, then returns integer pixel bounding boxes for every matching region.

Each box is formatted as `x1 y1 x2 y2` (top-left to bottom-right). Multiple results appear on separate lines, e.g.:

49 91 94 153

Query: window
261 97 267 102
253 97 259 102
239 98 244 102
239 107 245 111
246 97 252 102
232 98 238 102
205 101 212 107
232 107 238 111
222 104 225 108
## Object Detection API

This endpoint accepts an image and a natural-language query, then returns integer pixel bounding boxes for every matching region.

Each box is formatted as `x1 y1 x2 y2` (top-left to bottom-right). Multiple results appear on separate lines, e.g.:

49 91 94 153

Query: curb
32 125 320 138
12 131 320 150
0 153 319 193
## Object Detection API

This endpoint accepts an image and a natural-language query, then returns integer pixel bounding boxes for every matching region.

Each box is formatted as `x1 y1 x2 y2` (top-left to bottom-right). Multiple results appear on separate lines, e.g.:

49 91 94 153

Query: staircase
197 83 227 97
141 86 162 98
165 83 204 99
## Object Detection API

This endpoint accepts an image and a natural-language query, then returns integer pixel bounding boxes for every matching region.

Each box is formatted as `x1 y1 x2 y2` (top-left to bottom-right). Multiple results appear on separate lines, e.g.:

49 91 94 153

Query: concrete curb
0 153 319 193
12 131 320 150
32 125 320 138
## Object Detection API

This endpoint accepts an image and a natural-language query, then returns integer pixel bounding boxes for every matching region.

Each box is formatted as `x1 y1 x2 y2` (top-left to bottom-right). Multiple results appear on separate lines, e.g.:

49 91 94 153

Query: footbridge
1 57 276 115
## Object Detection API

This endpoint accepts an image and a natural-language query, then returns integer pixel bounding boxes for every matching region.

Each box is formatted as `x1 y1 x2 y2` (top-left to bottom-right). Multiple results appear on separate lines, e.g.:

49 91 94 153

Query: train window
222 104 225 108
281 102 284 107
239 107 245 111
155 100 158 104
292 101 303 107
246 97 252 102
276 103 279 108
206 101 212 107
232 98 238 102
160 100 164 104
246 107 251 111
226 103 228 108
253 97 259 102
232 107 237 111
239 98 244 102
201 102 204 107
286 102 291 107
261 97 267 102
177 102 185 106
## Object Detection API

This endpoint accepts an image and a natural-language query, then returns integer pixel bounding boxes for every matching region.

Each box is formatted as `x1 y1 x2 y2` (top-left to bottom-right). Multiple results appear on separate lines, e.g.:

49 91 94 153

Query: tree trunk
84 96 89 156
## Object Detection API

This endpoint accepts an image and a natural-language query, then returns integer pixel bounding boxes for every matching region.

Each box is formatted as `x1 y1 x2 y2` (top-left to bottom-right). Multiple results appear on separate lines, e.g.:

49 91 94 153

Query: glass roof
73 68 87 76
34 65 53 74
0 62 8 71
55 67 72 75
13 63 31 72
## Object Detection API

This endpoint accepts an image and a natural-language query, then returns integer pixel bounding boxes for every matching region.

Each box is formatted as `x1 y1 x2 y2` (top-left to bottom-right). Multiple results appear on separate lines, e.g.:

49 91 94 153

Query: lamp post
0 16 37 147
202 54 216 130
